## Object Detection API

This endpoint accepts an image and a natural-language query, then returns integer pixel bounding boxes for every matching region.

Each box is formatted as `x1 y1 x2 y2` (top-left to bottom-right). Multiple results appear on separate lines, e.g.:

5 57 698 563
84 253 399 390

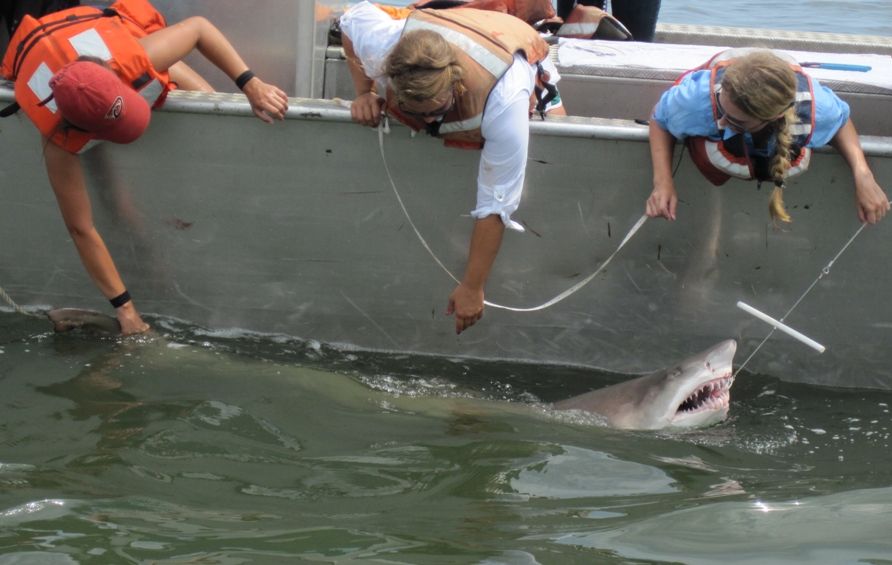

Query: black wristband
235 69 255 91
110 290 132 309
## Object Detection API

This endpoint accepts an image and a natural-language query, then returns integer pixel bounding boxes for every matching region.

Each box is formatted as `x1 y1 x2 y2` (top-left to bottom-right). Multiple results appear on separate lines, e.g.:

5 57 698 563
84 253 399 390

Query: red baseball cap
49 61 151 144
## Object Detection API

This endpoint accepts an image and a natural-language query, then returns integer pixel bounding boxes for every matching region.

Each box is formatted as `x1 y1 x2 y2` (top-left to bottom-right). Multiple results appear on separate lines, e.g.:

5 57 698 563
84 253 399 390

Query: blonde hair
722 51 798 222
385 29 464 107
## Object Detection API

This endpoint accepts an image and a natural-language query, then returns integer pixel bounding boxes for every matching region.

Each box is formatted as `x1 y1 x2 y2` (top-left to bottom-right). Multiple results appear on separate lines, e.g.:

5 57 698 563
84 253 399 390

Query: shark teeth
677 374 732 414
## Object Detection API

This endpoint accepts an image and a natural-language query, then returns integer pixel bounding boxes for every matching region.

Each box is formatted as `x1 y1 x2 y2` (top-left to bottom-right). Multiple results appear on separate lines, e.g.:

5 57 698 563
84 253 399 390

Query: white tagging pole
736 301 826 354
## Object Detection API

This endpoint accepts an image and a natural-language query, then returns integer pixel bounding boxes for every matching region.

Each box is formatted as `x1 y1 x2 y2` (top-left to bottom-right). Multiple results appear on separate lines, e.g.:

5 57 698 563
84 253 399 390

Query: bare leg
168 61 213 92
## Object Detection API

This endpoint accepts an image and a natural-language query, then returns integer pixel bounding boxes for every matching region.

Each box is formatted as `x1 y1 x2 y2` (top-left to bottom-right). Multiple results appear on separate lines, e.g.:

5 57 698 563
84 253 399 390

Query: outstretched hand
446 283 484 335
116 303 150 335
645 178 678 220
853 169 890 224
243 77 288 123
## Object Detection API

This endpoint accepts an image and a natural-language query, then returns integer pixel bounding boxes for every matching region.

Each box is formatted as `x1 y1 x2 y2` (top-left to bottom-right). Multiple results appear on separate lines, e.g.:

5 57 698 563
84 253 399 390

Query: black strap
109 289 131 309
0 102 21 117
131 71 151 90
534 63 558 118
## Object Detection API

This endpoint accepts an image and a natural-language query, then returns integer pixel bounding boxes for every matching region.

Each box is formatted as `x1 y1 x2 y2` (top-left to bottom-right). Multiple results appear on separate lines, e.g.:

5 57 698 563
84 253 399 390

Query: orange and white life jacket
0 0 172 153
684 49 816 185
385 7 549 149
554 5 631 40
409 0 556 25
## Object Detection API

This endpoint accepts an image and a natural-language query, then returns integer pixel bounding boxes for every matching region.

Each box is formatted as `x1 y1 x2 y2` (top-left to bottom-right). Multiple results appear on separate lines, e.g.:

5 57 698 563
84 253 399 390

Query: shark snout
705 340 737 376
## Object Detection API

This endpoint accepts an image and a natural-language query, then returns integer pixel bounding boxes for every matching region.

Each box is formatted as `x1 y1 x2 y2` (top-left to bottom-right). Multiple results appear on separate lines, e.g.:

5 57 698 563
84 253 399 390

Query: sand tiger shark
46 308 737 431
552 339 736 430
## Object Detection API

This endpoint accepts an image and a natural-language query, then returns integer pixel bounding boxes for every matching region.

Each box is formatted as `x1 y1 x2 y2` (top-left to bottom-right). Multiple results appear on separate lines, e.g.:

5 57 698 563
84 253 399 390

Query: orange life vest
684 49 816 185
554 5 631 40
1 0 172 153
409 0 555 25
386 7 549 149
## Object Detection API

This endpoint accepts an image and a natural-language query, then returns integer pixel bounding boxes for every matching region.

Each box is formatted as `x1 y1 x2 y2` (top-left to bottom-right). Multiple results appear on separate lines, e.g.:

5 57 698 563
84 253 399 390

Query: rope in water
0 285 41 318
376 118 648 312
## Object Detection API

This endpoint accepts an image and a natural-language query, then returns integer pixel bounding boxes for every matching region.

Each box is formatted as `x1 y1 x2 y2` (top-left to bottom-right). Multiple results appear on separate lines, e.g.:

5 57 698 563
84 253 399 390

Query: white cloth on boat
557 39 892 91
340 1 562 232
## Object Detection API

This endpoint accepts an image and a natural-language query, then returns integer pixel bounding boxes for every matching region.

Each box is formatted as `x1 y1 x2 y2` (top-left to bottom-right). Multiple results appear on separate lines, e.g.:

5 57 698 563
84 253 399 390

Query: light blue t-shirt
652 69 850 154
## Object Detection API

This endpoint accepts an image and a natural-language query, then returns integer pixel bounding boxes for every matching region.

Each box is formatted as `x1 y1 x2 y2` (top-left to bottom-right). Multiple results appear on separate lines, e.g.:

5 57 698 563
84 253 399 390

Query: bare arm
645 117 678 220
138 17 288 123
342 35 384 127
43 141 148 334
830 119 889 224
446 215 504 335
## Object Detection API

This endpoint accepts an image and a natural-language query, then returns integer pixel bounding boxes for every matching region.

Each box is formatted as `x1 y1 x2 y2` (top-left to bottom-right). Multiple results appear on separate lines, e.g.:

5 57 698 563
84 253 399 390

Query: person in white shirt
340 1 565 335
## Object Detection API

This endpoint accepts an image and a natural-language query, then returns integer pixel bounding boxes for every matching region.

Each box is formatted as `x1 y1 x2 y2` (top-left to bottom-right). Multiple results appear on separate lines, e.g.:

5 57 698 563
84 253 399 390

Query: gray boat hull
2 88 891 388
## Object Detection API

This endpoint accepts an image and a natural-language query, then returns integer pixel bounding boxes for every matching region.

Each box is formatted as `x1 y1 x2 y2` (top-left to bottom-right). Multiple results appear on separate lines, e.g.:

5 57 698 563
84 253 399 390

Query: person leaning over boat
0 0 288 334
339 1 566 335
645 49 889 225
556 0 661 42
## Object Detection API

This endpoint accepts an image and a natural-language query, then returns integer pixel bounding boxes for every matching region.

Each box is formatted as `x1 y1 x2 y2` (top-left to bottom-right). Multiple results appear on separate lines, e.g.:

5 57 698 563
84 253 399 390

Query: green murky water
2 312 891 563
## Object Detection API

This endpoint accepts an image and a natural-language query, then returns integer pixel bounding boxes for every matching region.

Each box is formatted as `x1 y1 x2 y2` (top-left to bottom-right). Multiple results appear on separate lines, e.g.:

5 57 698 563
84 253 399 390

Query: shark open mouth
676 374 733 415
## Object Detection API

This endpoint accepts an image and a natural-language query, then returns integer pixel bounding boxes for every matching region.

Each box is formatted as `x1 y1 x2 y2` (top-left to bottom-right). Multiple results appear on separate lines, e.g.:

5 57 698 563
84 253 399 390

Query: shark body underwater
46 308 738 431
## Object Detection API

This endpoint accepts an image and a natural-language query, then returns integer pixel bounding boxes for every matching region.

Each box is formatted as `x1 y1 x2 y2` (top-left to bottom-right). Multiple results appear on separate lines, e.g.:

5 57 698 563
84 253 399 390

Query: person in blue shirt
645 49 889 224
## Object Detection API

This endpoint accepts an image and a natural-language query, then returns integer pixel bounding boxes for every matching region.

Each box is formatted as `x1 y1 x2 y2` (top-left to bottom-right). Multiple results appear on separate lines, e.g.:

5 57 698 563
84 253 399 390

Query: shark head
553 340 737 430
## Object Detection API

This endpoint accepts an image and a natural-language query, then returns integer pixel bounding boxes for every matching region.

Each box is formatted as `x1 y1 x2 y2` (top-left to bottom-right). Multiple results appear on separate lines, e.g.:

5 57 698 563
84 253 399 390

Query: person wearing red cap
1 0 289 335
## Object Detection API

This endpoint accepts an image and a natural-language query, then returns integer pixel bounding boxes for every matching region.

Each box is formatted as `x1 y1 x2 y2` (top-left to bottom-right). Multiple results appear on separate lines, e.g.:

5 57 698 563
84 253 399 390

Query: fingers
352 105 379 127
645 197 662 218
244 80 288 122
858 197 890 224
116 309 150 336
454 310 483 335
645 194 676 220
253 107 274 124
349 93 382 127
863 204 888 224
445 297 483 335
258 87 288 121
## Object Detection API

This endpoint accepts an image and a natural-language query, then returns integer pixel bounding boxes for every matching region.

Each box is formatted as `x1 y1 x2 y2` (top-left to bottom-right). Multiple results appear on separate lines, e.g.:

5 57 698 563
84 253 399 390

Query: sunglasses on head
714 87 793 133
398 89 455 120
714 88 763 132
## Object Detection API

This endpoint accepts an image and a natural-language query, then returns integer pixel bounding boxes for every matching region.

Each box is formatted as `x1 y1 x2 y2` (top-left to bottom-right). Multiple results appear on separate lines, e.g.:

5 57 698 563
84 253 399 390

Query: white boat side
2 2 892 389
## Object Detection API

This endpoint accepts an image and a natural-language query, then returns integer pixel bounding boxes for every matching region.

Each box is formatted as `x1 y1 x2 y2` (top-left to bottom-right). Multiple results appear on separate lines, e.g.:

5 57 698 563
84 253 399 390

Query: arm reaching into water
447 215 504 335
43 141 149 335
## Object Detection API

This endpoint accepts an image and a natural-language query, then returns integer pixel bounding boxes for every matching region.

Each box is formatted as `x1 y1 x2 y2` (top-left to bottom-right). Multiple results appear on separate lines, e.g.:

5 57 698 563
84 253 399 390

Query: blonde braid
385 29 464 107
722 51 798 222
768 105 799 223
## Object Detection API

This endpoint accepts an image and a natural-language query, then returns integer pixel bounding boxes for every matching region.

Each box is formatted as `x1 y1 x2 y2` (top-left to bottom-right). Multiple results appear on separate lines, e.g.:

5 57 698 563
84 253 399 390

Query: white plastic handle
737 301 826 354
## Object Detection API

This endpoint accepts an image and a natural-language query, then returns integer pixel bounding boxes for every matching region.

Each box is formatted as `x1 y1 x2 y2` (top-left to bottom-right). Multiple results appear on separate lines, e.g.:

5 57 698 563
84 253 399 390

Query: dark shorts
1 0 80 36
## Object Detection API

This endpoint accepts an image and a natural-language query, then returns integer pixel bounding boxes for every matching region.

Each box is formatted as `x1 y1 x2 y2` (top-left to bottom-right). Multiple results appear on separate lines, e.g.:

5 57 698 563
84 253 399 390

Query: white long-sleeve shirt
340 1 561 231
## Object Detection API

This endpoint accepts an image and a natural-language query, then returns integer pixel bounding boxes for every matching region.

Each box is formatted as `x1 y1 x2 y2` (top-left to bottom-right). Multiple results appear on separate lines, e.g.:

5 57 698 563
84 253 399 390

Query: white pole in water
736 301 825 353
